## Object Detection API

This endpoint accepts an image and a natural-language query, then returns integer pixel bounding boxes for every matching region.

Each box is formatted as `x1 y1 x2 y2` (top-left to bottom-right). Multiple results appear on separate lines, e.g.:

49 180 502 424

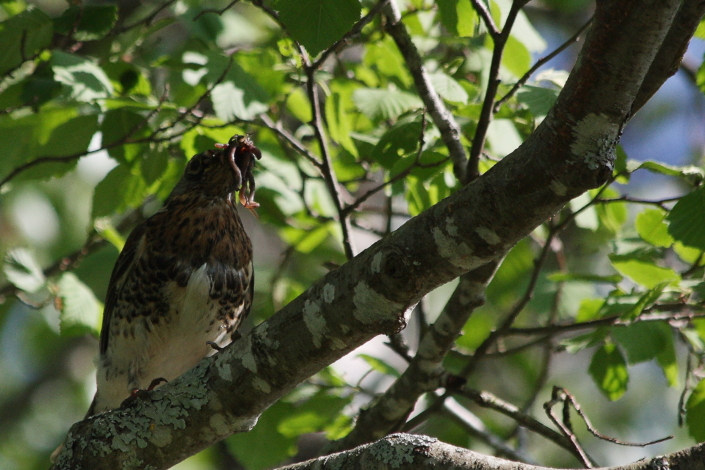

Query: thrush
89 135 258 416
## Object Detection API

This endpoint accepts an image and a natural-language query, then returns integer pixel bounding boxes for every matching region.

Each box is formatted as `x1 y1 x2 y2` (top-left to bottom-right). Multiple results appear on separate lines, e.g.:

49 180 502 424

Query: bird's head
169 149 242 202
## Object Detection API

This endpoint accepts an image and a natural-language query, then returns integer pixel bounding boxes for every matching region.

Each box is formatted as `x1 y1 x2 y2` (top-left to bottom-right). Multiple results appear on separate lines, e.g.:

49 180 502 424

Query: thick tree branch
51 1 700 468
324 262 500 454
281 433 705 470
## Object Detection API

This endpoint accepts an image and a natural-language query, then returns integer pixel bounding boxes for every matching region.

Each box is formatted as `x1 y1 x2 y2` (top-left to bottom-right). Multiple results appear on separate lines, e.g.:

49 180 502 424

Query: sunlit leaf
589 342 629 401
611 321 671 364
353 88 423 121
636 208 674 247
57 272 102 336
668 187 705 250
686 380 705 441
359 354 401 378
3 247 46 293
609 256 680 289
429 71 468 104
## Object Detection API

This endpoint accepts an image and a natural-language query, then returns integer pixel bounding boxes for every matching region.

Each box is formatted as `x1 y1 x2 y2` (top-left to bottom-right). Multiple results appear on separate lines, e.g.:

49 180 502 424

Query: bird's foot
120 378 168 408
207 341 224 352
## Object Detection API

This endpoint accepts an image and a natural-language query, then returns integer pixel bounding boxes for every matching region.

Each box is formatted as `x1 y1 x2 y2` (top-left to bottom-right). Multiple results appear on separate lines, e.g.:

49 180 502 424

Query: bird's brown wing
99 223 147 355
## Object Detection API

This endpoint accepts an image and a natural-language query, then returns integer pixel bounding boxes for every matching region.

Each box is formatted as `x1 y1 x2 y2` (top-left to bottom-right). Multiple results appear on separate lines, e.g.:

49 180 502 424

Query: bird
85 135 259 416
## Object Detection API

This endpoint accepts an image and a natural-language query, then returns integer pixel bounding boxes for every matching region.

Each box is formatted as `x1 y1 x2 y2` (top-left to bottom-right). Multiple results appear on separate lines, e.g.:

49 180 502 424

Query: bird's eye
185 156 206 178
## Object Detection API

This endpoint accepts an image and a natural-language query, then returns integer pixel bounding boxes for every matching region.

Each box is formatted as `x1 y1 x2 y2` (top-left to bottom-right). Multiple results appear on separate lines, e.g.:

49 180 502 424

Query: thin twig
112 0 178 35
257 114 323 169
467 0 523 182
495 17 593 111
469 0 500 39
193 0 240 21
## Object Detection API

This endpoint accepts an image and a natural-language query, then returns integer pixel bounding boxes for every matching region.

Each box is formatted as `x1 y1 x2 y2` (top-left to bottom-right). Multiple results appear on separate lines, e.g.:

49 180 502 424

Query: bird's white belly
96 263 228 411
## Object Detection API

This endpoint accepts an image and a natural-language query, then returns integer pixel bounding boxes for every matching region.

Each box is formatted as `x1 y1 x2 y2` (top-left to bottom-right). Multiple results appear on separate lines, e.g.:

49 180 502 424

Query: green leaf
686 379 705 442
359 354 401 378
486 118 522 157
102 61 152 96
3 247 46 293
611 321 670 364
325 90 358 156
515 85 559 118
0 107 98 181
53 5 118 41
50 51 114 101
560 328 608 354
502 35 530 78
277 393 351 438
575 298 605 322
667 187 705 250
628 160 704 185
429 72 468 104
286 87 312 123
206 52 269 120
674 242 703 264
636 208 674 247
57 272 102 336
371 120 422 169
353 88 423 121
436 0 478 37
656 335 678 387
275 0 361 57
101 108 150 164
92 164 147 218
547 272 622 284
609 257 680 289
588 343 628 401
227 400 297 470
569 192 599 231
363 37 412 88
0 7 53 76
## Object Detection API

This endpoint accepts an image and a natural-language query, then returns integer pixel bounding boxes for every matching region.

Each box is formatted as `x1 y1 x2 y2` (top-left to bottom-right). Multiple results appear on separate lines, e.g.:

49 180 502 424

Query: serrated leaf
515 85 559 118
206 52 269 120
589 343 628 401
276 0 360 57
51 51 113 101
359 353 401 378
53 5 118 41
686 379 705 441
609 257 680 289
3 247 46 293
667 187 705 250
636 208 674 247
57 272 102 336
0 7 53 76
353 88 423 121
611 321 670 364
429 72 468 104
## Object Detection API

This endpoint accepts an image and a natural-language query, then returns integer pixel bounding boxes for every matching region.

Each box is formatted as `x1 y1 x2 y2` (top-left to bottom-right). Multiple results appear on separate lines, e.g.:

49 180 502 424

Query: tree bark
50 0 705 469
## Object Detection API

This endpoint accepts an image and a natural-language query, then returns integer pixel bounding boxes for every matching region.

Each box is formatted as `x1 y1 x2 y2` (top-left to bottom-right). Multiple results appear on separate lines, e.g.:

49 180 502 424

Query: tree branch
384 1 468 182
280 433 705 470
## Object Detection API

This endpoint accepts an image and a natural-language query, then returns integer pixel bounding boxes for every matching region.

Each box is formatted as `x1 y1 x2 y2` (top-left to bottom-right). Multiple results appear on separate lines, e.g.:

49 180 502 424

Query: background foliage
0 0 704 469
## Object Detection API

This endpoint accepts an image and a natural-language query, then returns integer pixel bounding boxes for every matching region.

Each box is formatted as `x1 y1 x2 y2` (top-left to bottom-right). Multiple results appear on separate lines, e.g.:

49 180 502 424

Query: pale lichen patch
352 281 403 324
570 113 619 170
475 226 501 245
303 298 327 348
214 354 232 381
209 413 230 436
149 427 173 448
369 433 438 468
322 283 335 303
236 335 258 374
330 337 347 350
252 377 272 393
432 226 481 270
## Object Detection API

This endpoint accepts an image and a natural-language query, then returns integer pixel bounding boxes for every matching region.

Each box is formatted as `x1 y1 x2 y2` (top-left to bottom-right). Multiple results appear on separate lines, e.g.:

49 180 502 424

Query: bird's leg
120 377 168 408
